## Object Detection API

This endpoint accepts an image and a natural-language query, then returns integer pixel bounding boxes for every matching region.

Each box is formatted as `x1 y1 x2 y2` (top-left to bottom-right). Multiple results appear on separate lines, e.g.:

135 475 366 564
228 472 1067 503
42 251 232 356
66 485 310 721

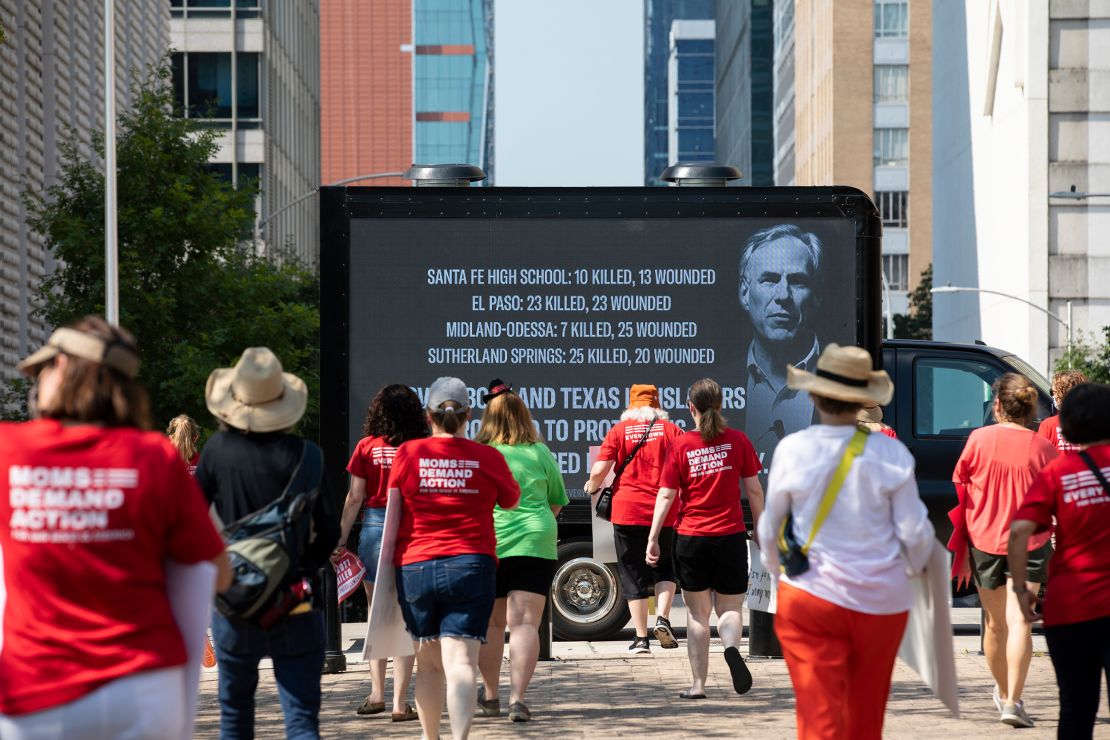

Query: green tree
1054 327 1110 383
893 264 933 340
18 61 319 438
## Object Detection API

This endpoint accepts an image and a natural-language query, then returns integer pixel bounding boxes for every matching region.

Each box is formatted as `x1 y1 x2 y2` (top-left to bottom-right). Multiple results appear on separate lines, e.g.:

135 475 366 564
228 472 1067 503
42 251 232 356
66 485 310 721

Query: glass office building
644 0 713 185
668 24 716 168
414 0 492 173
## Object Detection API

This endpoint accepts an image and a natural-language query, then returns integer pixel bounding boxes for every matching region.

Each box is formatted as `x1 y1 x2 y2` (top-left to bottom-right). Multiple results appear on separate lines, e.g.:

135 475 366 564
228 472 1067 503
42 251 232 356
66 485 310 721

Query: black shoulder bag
594 418 657 521
215 441 323 626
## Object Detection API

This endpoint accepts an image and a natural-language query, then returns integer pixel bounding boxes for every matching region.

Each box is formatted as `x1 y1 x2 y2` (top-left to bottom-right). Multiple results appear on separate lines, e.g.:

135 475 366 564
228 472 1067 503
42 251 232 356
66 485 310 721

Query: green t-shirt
490 442 569 560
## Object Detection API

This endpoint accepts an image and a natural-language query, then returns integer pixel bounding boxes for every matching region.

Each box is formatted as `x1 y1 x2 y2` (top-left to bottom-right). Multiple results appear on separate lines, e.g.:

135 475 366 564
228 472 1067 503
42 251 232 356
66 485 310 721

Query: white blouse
758 424 936 615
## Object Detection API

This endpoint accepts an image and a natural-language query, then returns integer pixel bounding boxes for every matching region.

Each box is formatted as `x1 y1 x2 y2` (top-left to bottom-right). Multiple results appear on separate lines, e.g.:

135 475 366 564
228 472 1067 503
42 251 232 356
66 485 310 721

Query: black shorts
613 524 676 600
971 542 1052 591
495 555 558 598
673 532 750 594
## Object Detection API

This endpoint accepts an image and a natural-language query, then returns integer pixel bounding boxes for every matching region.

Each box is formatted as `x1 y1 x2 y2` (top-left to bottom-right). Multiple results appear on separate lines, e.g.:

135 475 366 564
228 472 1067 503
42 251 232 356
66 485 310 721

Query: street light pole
931 285 1072 368
104 0 118 326
254 172 406 242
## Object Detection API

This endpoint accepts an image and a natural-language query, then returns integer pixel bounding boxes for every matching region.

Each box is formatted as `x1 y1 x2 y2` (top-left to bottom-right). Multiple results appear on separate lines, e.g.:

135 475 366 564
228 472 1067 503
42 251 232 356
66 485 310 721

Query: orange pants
774 581 909 740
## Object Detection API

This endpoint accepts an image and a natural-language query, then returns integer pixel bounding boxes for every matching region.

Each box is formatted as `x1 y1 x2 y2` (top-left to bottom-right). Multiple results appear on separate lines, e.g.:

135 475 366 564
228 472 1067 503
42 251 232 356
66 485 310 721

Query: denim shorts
357 507 386 584
396 553 496 643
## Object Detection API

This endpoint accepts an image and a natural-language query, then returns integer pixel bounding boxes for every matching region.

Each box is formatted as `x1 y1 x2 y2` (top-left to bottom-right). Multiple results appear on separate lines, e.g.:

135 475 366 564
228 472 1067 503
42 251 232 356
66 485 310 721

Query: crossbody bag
594 418 657 521
777 428 869 577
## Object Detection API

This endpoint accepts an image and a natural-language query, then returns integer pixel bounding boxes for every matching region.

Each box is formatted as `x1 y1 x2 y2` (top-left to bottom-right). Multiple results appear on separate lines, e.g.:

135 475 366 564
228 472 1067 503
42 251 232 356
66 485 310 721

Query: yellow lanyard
778 428 870 555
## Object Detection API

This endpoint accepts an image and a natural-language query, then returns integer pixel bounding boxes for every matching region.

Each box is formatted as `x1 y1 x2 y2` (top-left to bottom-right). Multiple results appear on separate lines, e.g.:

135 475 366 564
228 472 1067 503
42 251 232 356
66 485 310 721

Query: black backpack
214 441 322 624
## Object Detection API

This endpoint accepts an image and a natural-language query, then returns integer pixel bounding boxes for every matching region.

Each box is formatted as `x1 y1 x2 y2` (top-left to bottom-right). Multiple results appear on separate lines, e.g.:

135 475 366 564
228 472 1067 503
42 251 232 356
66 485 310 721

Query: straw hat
628 384 660 409
205 347 307 433
857 403 884 424
787 344 893 406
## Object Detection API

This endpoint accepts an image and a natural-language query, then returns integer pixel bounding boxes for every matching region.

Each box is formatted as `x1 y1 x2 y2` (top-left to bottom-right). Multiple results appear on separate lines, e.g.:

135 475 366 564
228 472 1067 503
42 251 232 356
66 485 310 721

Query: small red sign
334 547 367 603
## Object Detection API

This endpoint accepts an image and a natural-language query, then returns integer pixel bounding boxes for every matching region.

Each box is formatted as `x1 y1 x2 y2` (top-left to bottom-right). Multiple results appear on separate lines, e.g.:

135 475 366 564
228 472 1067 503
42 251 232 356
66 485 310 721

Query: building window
670 32 715 164
874 65 908 103
171 52 261 126
876 191 908 228
170 0 261 19
874 0 908 38
883 253 909 292
204 162 261 185
873 128 908 167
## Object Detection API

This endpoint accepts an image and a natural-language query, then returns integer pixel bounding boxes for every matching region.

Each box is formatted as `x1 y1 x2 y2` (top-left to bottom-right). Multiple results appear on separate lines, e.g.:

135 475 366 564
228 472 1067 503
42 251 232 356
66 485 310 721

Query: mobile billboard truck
320 177 883 642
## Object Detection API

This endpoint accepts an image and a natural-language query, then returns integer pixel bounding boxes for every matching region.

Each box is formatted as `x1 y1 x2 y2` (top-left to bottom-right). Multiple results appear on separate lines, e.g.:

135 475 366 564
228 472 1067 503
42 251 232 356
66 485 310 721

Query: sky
493 0 645 186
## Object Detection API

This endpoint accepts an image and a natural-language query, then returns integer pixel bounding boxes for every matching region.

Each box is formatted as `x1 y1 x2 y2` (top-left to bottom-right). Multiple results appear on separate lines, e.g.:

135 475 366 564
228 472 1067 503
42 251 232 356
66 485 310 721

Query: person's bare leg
440 636 481 740
683 589 713 695
391 654 416 715
477 598 507 701
1005 578 1038 704
628 597 649 637
414 640 445 740
506 591 547 705
655 581 677 620
978 585 1011 701
714 593 744 649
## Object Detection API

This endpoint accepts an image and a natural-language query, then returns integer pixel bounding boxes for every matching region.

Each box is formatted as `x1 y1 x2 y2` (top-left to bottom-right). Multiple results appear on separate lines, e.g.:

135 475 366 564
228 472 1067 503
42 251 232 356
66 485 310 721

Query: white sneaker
992 685 1003 713
1001 701 1034 728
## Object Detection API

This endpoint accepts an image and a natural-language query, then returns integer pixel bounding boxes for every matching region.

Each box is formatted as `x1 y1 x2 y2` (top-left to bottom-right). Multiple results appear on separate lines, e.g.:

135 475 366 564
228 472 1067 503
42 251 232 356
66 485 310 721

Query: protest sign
898 541 960 717
744 539 777 613
166 560 217 740
333 547 366 603
587 445 618 564
364 489 415 660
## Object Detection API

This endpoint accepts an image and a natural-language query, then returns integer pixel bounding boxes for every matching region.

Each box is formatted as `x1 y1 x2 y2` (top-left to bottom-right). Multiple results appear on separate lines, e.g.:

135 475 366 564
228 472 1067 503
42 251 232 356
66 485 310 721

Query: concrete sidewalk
193 627 1110 739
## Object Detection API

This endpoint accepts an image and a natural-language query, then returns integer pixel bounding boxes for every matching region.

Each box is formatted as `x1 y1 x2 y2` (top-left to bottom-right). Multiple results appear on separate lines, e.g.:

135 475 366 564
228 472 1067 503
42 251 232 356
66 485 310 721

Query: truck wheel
550 539 629 641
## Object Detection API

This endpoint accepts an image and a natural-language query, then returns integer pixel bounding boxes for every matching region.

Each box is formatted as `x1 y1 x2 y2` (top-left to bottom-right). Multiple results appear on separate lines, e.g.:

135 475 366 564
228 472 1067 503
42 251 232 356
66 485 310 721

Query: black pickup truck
549 338 1055 640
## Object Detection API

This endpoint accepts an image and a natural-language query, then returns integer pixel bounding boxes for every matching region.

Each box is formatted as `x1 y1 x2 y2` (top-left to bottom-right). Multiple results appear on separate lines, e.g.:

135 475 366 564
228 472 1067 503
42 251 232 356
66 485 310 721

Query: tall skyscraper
0 1 168 380
790 0 931 319
668 21 716 169
644 0 713 186
933 2 1109 374
772 0 795 185
712 0 775 186
171 0 321 265
320 0 493 187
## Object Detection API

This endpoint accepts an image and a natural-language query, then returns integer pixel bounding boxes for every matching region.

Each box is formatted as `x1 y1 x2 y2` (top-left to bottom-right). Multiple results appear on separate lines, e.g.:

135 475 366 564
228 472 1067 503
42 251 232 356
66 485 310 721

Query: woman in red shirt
0 317 230 739
335 384 427 722
1010 382 1110 740
1037 370 1087 452
388 377 520 740
951 373 1058 728
584 384 683 655
167 414 201 474
645 378 764 699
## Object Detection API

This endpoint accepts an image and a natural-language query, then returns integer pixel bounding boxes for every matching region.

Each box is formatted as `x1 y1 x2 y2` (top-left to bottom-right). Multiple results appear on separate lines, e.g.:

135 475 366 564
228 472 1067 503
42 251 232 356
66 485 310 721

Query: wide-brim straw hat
205 347 307 433
787 343 894 406
857 403 884 424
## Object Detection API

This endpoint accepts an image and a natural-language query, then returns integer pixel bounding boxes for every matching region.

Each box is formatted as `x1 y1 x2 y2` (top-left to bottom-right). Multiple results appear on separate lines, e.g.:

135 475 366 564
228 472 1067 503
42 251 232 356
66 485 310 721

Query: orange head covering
628 384 660 409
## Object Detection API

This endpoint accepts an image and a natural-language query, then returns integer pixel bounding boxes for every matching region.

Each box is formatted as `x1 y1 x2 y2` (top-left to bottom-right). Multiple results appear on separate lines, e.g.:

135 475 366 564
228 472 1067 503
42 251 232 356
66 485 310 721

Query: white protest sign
165 560 217 740
587 445 618 564
334 547 366 603
364 489 415 660
744 539 777 613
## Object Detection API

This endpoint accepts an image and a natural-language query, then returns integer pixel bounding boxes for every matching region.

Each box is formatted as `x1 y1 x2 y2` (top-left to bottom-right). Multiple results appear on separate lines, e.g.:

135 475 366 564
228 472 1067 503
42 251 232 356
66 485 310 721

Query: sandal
391 703 419 722
356 696 386 715
678 690 707 700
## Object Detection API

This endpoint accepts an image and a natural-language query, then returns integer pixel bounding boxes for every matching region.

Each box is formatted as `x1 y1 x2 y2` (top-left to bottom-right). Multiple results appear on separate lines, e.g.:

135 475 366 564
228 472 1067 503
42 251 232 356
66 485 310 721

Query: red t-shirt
346 436 397 509
1037 415 1082 453
598 417 683 527
952 425 1058 554
389 436 520 566
659 428 761 536
1015 445 1110 626
0 420 225 716
187 453 199 477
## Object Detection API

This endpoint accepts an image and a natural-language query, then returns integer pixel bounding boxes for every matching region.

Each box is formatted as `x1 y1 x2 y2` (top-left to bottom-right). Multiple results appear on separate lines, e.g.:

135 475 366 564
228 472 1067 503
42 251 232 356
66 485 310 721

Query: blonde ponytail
166 414 199 461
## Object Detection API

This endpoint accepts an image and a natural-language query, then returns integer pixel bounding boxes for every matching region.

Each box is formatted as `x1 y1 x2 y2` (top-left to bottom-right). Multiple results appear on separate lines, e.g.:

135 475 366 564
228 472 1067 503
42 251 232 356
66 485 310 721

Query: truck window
914 357 1002 437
